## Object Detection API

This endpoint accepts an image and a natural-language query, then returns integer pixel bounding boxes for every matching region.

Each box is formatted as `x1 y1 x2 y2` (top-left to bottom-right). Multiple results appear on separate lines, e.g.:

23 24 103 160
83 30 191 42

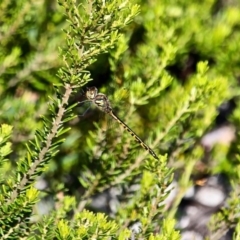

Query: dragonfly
84 86 159 160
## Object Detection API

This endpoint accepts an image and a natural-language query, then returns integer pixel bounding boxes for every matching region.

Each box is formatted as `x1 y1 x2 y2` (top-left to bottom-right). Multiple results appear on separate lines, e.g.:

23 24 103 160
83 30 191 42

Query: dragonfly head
86 87 98 100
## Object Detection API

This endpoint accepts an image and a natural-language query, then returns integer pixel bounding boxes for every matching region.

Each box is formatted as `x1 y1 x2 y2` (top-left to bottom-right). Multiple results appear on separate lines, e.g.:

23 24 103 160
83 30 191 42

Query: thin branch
6 84 73 205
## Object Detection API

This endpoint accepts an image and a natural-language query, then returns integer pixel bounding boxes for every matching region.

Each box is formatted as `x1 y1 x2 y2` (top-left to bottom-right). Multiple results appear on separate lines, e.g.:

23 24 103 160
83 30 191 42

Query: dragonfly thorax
94 94 112 113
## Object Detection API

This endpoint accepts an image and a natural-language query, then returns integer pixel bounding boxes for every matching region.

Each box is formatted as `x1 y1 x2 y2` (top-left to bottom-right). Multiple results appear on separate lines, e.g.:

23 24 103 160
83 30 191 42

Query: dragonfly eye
86 87 98 100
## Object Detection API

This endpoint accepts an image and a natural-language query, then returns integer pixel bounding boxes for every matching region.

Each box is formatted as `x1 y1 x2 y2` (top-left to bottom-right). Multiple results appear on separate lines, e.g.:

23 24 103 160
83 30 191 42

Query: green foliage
0 124 13 183
0 0 64 90
0 0 240 239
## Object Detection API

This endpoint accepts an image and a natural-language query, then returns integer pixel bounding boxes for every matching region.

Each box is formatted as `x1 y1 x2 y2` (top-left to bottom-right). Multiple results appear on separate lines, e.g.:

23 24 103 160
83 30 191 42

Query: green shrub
0 0 240 239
